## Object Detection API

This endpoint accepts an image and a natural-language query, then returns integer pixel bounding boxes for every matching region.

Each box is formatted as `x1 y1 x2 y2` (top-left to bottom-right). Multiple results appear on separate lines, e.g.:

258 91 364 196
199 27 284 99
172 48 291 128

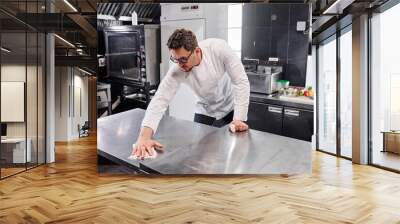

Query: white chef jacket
141 38 250 132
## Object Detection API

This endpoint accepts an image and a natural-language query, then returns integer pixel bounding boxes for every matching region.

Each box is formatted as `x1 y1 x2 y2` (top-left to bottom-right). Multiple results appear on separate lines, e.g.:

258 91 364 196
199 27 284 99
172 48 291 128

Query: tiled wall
242 3 310 86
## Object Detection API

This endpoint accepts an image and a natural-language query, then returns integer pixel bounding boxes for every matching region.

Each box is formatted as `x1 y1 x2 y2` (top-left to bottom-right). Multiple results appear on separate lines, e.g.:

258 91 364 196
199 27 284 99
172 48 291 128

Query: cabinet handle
268 106 282 114
285 109 300 117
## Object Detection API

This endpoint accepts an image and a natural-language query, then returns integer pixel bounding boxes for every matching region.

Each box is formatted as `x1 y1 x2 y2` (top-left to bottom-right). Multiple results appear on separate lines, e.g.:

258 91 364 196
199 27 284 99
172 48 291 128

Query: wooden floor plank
0 135 400 223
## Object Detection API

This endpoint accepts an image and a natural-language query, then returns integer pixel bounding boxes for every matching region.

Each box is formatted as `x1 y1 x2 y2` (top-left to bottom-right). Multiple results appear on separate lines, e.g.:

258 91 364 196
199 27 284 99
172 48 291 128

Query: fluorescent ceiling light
54 34 75 48
78 67 92 76
1 47 11 53
63 0 78 12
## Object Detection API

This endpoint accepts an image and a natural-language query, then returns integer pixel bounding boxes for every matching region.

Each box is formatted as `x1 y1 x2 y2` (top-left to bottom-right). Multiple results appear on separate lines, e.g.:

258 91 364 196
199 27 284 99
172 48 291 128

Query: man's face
169 47 197 72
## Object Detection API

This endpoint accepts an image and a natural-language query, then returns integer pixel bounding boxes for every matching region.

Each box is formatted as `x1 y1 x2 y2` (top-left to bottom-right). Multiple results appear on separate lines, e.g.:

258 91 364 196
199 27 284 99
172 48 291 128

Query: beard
180 65 193 72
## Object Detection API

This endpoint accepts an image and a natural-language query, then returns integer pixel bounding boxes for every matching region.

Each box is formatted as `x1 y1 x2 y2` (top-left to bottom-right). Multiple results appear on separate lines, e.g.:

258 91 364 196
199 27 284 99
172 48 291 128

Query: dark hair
167 28 198 51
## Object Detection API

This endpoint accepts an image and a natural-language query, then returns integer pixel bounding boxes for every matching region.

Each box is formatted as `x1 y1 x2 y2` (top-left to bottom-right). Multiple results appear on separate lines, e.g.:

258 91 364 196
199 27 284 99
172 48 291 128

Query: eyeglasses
170 50 194 64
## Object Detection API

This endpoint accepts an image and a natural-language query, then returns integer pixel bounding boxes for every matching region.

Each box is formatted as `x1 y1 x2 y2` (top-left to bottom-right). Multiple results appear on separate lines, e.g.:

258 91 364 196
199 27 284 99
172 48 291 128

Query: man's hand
131 126 163 160
132 138 163 160
229 120 249 133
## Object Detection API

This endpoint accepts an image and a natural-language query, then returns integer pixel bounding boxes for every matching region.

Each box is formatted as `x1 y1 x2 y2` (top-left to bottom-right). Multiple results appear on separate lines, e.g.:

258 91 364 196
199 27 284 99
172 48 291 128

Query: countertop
97 109 312 175
250 92 314 111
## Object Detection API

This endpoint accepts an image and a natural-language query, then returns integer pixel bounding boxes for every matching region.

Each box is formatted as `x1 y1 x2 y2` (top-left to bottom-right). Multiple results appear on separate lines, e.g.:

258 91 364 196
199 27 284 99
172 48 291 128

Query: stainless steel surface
248 65 283 95
257 65 268 74
243 58 259 73
97 3 160 22
97 109 311 175
267 71 282 94
248 71 282 95
144 24 160 86
97 82 111 109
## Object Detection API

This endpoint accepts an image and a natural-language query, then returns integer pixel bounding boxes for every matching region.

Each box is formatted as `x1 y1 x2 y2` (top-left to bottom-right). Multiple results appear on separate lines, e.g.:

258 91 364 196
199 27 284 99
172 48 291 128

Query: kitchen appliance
97 82 112 116
103 25 160 86
248 65 283 94
242 58 259 73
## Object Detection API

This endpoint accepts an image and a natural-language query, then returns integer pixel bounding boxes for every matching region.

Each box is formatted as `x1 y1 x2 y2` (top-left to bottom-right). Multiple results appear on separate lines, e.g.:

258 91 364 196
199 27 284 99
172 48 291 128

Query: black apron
193 111 234 128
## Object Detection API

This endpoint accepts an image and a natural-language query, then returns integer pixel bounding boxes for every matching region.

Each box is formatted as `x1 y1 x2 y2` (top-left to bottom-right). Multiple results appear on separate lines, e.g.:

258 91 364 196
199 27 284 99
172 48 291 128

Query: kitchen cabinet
247 101 314 142
270 25 288 63
282 107 313 141
270 4 290 26
243 4 270 27
242 4 257 27
248 102 283 135
289 4 309 25
241 27 257 59
242 27 270 61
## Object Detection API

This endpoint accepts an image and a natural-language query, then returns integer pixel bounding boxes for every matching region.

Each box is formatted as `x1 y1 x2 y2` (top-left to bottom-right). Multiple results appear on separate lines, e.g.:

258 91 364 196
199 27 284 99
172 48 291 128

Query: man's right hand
132 138 163 160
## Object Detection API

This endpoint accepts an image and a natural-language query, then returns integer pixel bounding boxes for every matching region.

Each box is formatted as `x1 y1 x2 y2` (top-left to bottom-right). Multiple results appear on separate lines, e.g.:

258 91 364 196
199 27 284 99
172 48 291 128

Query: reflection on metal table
97 109 311 175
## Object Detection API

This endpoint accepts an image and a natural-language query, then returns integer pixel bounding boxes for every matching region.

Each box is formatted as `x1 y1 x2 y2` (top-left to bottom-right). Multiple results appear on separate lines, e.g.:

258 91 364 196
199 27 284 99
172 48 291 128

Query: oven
104 25 160 86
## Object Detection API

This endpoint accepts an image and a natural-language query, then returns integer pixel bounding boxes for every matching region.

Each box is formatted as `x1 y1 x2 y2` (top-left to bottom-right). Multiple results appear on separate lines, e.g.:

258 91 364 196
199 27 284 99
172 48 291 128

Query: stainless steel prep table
97 109 311 175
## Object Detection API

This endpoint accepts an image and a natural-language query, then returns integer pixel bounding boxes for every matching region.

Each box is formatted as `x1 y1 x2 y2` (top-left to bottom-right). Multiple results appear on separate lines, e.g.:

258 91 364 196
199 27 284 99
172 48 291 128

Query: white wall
54 67 89 141
74 73 89 123
55 66 68 141
72 72 89 138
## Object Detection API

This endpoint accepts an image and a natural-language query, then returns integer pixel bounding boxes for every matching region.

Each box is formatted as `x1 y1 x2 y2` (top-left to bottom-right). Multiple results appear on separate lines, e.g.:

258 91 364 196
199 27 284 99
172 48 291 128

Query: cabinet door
241 27 257 59
289 4 309 26
242 4 257 27
254 27 271 61
270 4 290 26
243 4 271 27
282 108 313 141
247 102 283 135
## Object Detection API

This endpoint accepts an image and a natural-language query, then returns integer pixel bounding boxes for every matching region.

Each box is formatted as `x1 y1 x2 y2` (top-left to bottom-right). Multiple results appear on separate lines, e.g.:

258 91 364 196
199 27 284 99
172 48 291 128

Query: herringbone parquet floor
1 134 400 224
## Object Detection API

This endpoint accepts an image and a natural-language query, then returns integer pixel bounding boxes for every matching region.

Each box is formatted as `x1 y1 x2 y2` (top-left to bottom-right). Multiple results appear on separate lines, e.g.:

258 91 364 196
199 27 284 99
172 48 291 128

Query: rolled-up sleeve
141 70 181 133
219 41 250 121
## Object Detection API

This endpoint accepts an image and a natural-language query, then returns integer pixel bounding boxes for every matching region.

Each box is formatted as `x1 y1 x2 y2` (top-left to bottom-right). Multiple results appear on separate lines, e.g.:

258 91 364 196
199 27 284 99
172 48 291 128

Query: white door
161 19 205 121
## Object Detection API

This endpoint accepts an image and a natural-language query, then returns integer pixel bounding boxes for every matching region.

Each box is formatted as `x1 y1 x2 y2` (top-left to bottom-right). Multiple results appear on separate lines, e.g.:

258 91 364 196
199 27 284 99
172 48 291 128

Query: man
131 28 250 159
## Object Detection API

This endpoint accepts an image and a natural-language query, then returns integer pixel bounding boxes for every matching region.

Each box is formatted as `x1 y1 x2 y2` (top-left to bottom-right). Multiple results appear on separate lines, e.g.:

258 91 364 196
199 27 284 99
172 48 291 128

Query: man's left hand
229 120 249 133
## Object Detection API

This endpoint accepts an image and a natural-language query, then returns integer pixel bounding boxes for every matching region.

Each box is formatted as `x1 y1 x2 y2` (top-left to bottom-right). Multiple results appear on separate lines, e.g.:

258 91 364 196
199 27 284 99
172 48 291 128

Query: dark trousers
194 111 234 128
